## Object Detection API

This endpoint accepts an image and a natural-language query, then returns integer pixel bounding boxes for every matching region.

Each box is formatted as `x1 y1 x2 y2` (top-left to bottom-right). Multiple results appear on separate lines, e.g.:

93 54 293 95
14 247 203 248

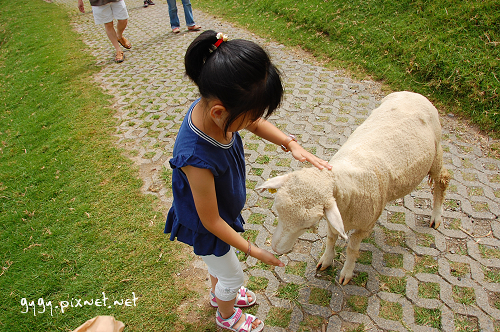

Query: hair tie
214 32 228 48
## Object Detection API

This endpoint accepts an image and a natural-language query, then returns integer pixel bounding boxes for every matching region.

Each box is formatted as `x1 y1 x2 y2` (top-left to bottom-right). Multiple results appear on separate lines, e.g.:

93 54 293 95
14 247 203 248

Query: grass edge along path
0 1 215 331
196 0 499 136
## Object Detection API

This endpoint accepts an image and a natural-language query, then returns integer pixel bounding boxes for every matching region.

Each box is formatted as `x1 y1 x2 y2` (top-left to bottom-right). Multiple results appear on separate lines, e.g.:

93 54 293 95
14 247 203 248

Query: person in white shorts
77 0 131 63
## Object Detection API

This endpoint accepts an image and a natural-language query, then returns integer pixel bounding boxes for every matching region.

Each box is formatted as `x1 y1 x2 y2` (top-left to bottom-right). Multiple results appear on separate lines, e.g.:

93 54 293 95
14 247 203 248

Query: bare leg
116 19 128 40
339 229 369 285
209 274 217 293
104 21 121 53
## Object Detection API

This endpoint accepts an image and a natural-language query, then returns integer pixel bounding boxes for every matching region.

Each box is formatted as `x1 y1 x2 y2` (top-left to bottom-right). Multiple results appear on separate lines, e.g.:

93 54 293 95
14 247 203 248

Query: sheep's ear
255 174 290 193
325 198 348 240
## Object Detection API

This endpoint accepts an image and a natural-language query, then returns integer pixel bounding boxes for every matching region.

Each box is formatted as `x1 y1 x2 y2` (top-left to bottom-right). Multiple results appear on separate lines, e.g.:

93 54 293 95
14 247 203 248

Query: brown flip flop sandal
117 37 131 49
115 51 125 63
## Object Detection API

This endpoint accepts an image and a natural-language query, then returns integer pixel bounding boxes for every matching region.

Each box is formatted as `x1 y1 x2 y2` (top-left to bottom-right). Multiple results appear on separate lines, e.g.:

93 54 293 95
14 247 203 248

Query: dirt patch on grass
170 245 215 331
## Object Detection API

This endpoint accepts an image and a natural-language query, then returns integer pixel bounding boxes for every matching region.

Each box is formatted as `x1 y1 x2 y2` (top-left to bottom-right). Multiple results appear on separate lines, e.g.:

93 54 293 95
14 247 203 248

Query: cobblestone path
56 0 500 330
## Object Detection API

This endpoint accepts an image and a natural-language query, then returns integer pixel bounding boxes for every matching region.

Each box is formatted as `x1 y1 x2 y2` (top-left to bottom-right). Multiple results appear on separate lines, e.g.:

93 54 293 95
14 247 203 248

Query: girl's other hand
252 246 284 267
77 0 85 12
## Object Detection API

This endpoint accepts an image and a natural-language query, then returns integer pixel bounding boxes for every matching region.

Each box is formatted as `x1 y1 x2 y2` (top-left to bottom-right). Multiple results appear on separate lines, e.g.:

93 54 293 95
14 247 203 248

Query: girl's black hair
185 30 283 133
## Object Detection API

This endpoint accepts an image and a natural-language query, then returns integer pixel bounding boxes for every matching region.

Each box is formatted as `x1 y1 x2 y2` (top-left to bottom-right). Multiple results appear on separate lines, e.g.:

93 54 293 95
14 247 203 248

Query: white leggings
201 247 244 301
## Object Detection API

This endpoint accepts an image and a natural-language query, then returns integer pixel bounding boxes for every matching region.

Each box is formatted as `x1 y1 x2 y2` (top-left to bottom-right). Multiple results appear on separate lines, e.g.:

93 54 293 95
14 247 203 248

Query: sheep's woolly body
327 91 443 231
257 91 449 285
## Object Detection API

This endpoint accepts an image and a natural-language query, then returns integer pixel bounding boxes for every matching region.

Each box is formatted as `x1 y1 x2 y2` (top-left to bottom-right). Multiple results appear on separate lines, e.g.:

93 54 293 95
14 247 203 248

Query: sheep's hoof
338 274 351 286
316 254 334 271
338 268 354 285
316 263 329 271
430 217 441 229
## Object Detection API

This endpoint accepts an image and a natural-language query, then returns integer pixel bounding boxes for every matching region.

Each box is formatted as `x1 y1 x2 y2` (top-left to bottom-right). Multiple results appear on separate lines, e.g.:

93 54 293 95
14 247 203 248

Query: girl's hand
289 142 332 170
252 246 284 267
77 0 85 13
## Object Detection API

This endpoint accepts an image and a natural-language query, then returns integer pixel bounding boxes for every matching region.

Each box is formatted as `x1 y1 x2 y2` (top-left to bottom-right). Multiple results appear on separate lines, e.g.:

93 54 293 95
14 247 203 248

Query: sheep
256 91 450 285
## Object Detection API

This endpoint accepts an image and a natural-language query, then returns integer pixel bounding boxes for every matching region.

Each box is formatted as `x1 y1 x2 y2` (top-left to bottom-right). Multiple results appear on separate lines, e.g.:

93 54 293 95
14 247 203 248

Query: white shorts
201 247 245 301
92 0 129 25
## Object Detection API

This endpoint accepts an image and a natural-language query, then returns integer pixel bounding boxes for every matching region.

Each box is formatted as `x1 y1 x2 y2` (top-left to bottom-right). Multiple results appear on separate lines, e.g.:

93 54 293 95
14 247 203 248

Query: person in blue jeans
167 0 201 33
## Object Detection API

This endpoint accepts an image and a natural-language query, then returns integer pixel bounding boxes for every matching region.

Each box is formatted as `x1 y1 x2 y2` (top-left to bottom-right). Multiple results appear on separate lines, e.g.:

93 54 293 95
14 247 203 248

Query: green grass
351 272 369 287
246 276 269 291
414 307 441 329
450 261 470 278
357 251 372 265
455 313 480 332
276 283 303 306
298 315 325 332
413 255 439 274
479 244 500 259
452 285 476 305
483 266 500 283
418 282 440 299
379 275 406 295
196 0 499 135
285 261 307 277
383 228 407 247
346 295 368 314
266 307 292 328
0 1 212 331
383 253 403 268
248 213 266 225
308 288 331 307
388 212 406 224
345 325 366 332
379 300 402 321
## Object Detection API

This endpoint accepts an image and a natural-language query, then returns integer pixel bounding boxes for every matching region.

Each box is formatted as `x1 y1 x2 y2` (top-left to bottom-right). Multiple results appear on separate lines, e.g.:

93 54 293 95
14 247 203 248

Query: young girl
164 30 331 332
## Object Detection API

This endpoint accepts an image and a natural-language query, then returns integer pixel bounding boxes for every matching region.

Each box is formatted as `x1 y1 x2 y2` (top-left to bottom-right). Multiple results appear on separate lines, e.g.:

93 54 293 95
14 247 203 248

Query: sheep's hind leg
317 224 338 271
339 229 369 285
429 145 450 229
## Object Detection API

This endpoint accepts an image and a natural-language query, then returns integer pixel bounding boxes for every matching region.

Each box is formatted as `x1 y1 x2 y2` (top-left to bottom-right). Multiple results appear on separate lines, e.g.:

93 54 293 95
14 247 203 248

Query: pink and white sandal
216 307 264 332
210 286 257 308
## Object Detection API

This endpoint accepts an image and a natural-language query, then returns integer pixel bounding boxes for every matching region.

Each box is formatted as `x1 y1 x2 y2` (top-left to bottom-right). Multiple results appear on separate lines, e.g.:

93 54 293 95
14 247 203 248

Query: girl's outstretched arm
246 118 332 170
182 165 284 267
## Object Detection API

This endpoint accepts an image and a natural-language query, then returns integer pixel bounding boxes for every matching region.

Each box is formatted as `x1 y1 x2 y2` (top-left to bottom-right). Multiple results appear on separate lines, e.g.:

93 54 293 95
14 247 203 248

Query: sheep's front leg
339 229 369 285
317 223 338 271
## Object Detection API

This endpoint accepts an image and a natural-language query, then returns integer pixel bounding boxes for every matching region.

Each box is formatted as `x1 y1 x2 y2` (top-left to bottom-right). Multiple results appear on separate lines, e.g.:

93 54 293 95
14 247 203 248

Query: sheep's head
256 168 347 255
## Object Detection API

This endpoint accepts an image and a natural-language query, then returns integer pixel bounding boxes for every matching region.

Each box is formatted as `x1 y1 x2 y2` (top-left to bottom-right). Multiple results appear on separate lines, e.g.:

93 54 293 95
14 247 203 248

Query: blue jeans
167 0 196 29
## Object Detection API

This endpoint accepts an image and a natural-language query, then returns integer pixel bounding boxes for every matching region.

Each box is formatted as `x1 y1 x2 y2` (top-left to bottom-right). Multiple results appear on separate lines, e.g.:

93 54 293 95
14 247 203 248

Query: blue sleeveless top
164 99 246 257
